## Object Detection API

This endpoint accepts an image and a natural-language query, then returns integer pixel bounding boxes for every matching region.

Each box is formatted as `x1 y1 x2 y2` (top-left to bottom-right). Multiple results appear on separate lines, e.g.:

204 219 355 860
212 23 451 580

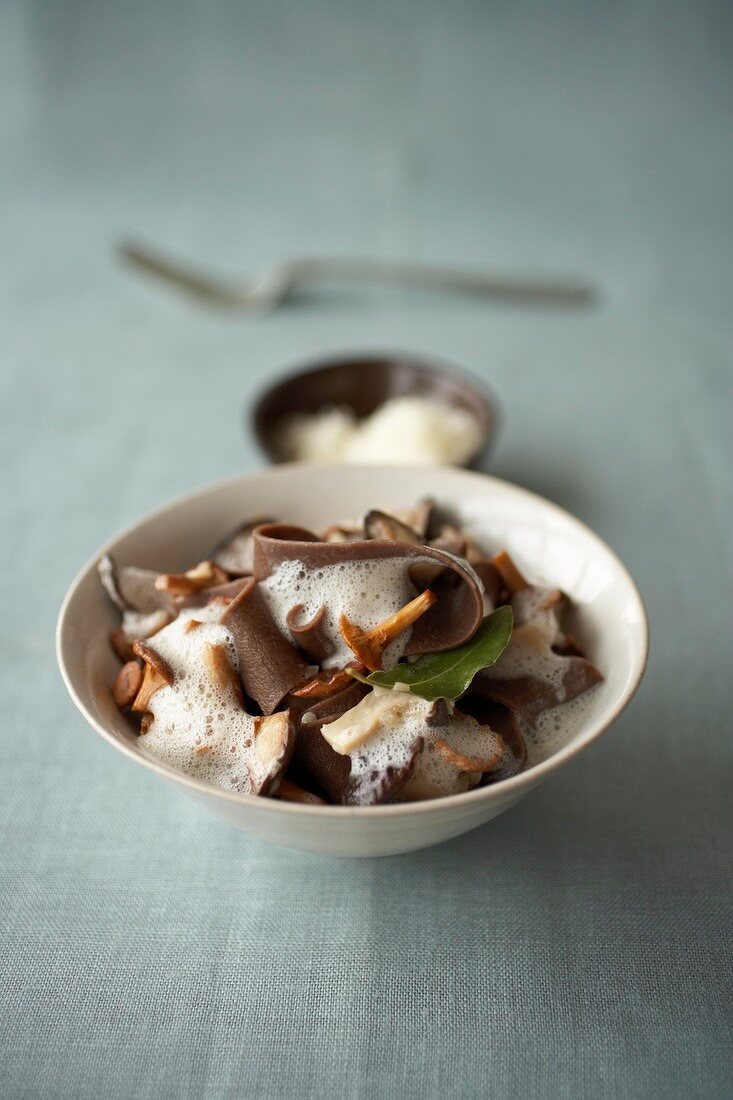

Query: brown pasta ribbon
252 524 485 655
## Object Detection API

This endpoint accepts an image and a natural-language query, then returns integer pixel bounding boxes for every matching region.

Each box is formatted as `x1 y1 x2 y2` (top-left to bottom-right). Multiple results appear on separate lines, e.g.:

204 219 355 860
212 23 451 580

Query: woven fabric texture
1 2 732 1097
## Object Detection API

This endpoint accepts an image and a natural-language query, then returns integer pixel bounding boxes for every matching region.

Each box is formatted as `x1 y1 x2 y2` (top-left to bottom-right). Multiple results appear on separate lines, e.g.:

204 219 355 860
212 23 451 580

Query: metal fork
118 240 597 310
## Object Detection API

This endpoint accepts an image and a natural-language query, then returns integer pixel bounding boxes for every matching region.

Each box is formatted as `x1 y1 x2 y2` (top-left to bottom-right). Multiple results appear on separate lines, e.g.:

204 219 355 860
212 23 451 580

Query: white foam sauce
321 688 502 803
333 691 427 801
121 607 171 641
137 605 268 793
259 557 421 670
405 709 503 800
524 689 600 767
481 597 603 766
485 622 571 691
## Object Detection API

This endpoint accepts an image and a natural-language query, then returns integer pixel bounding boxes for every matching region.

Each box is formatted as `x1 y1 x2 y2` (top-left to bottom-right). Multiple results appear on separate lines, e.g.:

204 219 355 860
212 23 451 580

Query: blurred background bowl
251 352 498 467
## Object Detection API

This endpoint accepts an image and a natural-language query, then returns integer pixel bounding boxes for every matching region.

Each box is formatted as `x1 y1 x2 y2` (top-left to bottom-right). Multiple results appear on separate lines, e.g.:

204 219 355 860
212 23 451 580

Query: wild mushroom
112 661 143 710
201 641 243 705
251 712 297 796
173 577 250 611
98 554 175 649
398 706 505 801
339 589 437 670
404 498 435 538
276 778 326 805
363 509 423 544
490 550 529 595
130 640 174 714
320 523 363 543
154 560 229 598
291 668 359 701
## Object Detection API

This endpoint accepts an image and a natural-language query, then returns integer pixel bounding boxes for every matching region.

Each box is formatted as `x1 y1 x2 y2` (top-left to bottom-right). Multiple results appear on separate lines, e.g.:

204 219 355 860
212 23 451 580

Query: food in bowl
99 500 602 806
275 395 485 466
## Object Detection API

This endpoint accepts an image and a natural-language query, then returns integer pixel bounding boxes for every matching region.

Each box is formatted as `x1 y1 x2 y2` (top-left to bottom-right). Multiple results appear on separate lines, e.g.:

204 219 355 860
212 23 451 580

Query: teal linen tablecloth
1 2 731 1097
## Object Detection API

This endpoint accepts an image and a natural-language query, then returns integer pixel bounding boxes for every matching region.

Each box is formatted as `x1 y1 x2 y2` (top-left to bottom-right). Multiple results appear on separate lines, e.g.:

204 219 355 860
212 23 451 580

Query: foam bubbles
259 557 421 670
483 623 571 699
341 691 431 801
138 606 265 793
409 712 502 799
526 688 601 766
321 688 502 803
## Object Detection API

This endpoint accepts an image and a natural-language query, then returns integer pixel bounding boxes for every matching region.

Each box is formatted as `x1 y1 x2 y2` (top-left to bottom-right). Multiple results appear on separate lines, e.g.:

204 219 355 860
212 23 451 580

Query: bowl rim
56 463 649 818
250 349 499 467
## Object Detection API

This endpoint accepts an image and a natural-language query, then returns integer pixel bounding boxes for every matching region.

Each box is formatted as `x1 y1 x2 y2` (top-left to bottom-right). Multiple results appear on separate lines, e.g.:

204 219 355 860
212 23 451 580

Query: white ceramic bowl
57 464 648 857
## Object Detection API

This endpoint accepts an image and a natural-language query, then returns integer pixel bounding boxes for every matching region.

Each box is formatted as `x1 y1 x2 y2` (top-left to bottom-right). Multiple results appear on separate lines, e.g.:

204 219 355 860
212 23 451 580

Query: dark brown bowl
251 352 498 467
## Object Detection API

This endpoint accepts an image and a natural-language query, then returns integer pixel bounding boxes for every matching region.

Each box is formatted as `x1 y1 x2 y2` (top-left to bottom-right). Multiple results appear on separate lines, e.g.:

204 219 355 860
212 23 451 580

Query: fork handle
287 257 596 305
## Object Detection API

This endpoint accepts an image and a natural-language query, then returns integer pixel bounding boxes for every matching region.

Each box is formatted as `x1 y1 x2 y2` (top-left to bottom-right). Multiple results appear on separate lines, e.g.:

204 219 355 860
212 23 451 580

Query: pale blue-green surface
1 2 732 1098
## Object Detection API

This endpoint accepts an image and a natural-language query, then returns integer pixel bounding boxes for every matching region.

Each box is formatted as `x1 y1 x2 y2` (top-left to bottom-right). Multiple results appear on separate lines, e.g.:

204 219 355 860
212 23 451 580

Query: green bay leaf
350 604 514 701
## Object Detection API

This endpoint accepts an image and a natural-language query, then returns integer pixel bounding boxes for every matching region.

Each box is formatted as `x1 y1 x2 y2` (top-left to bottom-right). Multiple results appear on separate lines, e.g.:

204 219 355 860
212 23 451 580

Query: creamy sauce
138 606 267 793
484 622 572 692
321 688 503 803
259 557 421 670
403 711 501 800
525 688 602 767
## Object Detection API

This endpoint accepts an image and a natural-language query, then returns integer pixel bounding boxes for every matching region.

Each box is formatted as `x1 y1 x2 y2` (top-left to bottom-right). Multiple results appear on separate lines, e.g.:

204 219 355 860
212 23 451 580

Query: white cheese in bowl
277 395 484 466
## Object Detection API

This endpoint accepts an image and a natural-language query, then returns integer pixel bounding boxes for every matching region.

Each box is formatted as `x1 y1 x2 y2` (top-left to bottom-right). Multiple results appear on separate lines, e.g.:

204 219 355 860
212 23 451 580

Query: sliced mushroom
130 640 174 714
490 550 529 595
209 517 273 575
132 640 175 685
251 711 297 795
174 577 250 611
404 498 435 538
432 737 501 774
98 554 174 616
398 707 505 801
339 589 437 670
155 560 229 598
363 509 423 544
428 531 467 558
202 642 243 705
320 523 363 543
291 668 358 702
109 626 135 663
276 778 326 805
112 661 143 710
131 663 169 714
